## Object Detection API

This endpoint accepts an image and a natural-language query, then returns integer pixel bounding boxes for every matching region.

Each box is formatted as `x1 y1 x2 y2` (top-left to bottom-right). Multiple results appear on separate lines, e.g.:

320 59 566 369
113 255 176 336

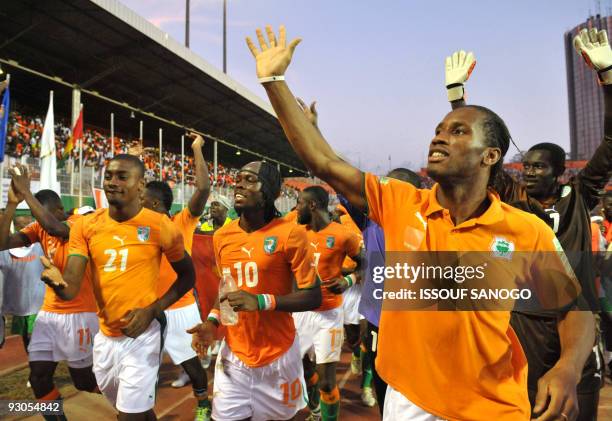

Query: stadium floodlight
130 111 135 119
235 150 241 155
0 65 3 75
289 169 293 173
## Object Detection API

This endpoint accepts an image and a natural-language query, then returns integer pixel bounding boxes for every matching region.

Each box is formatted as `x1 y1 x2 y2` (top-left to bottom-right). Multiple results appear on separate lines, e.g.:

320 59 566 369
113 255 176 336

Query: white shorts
28 311 98 368
93 320 163 413
212 336 307 421
342 283 363 325
383 385 447 421
293 308 344 364
164 303 201 365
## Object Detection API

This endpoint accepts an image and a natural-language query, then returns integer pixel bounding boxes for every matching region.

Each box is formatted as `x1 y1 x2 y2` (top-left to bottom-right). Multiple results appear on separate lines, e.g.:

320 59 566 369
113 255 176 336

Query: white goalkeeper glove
445 50 476 102
574 28 612 85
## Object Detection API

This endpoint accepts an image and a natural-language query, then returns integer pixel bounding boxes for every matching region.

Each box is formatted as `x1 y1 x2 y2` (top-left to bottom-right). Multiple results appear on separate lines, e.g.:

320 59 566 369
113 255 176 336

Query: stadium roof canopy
0 0 308 175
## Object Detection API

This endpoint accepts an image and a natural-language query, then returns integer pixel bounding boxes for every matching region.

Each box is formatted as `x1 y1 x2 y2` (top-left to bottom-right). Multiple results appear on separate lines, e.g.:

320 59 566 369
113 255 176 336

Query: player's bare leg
316 362 340 421
68 366 99 393
29 361 68 421
180 356 211 419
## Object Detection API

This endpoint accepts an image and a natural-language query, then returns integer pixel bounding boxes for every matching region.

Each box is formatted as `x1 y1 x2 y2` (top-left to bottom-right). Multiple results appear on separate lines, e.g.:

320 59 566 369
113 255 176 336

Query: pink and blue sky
121 0 600 173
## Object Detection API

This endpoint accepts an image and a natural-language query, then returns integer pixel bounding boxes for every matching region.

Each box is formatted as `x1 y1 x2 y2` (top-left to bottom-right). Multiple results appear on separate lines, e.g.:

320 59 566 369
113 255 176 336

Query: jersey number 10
233 261 259 287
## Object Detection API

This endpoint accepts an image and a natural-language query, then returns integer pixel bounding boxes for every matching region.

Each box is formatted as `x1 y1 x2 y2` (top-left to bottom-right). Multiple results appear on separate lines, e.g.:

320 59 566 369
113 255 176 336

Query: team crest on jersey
490 237 514 260
263 236 278 254
379 176 390 185
137 226 150 242
326 236 335 248
561 185 572 198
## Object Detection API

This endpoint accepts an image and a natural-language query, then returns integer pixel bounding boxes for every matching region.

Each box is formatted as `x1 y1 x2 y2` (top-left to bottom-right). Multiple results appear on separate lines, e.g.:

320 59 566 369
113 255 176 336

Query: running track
1 334 610 420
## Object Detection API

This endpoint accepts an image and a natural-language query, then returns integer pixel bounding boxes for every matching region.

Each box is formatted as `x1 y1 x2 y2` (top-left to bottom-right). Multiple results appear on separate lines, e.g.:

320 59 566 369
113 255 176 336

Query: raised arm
0 184 32 250
10 164 69 239
573 28 612 209
187 133 211 217
246 25 366 211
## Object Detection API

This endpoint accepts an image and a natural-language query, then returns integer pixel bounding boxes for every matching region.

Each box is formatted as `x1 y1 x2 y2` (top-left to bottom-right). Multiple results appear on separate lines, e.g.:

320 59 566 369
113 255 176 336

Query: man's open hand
40 256 68 289
9 163 31 199
574 28 612 84
531 364 579 421
445 50 476 102
187 321 217 358
246 25 302 78
297 98 318 129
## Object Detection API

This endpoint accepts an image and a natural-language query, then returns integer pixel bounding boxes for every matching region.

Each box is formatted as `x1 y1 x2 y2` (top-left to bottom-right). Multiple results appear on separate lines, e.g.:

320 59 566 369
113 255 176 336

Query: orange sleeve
364 172 418 227
285 224 317 289
160 214 185 262
345 230 363 258
20 221 42 244
68 216 89 259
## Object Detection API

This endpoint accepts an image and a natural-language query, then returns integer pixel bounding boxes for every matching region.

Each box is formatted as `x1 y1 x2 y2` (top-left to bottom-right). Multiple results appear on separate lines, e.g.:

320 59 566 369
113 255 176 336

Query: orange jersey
336 205 363 270
364 173 580 421
283 209 298 223
213 218 316 367
69 208 185 336
157 208 199 309
308 222 362 311
21 215 96 313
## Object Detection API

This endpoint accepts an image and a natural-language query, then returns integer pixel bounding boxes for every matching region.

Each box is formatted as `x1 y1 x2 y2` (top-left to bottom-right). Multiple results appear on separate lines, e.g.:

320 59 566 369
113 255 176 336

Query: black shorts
511 312 602 394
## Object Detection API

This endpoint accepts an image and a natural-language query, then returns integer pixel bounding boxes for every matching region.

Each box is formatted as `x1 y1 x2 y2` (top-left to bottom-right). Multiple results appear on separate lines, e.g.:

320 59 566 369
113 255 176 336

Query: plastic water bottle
220 268 238 326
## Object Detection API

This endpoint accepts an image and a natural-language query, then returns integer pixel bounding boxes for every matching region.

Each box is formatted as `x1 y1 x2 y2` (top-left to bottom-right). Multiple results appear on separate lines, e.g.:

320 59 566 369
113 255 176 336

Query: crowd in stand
5 110 246 189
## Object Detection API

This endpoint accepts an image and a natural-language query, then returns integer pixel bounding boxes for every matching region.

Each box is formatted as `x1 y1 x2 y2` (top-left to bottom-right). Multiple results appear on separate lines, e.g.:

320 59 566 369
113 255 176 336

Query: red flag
63 108 83 159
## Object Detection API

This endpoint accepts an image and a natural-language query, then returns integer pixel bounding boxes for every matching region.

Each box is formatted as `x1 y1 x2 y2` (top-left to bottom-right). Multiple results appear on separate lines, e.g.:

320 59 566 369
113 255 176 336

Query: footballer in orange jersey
40 154 195 420
0 164 99 406
294 185 362 421
189 161 321 421
247 25 585 421
143 132 213 418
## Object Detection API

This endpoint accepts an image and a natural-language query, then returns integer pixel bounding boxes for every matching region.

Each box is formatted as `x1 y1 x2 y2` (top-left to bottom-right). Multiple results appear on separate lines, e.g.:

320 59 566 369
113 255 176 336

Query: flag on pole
0 79 10 163
40 91 60 192
59 106 82 167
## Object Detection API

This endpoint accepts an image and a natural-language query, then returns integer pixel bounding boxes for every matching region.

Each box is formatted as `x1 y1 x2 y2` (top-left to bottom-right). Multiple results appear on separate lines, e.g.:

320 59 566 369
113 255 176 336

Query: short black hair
145 181 173 212
387 168 423 188
34 189 62 207
528 142 566 177
303 186 329 210
464 105 511 187
109 154 145 177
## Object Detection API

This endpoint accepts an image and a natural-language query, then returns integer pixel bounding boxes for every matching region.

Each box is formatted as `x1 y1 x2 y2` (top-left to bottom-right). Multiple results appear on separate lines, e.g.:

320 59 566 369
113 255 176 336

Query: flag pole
110 113 115 157
181 135 185 208
78 104 83 207
159 128 162 181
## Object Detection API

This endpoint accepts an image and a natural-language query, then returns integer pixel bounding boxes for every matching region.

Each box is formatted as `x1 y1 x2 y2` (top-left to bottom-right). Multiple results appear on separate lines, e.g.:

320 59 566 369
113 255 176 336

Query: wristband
207 309 220 327
344 274 354 288
597 65 612 85
446 83 465 102
257 294 277 311
259 75 285 84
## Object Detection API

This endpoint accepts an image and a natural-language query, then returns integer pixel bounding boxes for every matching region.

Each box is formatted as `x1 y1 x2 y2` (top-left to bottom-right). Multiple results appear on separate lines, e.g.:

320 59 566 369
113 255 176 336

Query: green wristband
257 294 266 310
344 275 354 287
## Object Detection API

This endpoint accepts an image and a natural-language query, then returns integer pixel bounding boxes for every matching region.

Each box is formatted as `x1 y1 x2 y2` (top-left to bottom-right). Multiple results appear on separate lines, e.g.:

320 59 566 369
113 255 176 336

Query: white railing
1 156 297 214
